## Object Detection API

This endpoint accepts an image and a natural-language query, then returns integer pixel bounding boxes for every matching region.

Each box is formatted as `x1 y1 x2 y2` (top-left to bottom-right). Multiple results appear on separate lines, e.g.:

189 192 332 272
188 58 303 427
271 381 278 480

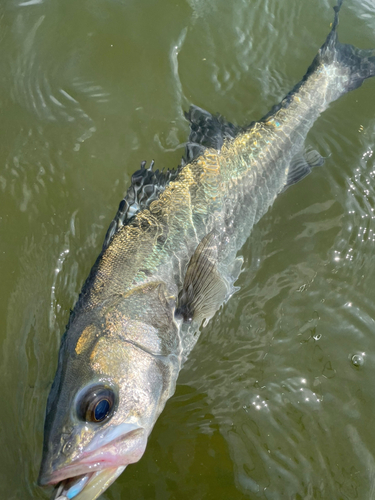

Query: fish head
38 282 180 499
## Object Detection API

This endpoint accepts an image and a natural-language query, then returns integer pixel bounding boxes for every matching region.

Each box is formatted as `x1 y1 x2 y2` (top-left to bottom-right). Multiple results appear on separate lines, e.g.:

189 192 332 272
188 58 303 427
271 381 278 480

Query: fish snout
38 424 147 491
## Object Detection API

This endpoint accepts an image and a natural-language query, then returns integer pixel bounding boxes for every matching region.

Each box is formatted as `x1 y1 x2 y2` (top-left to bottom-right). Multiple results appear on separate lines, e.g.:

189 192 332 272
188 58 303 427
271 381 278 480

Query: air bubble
351 353 364 367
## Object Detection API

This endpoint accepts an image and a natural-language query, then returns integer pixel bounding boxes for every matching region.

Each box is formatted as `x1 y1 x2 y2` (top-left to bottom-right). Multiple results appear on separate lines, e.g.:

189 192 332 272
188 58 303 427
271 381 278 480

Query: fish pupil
94 398 110 421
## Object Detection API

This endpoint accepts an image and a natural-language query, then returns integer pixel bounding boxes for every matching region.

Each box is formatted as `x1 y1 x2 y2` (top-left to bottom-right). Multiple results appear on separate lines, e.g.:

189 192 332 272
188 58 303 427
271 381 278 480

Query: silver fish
38 1 375 499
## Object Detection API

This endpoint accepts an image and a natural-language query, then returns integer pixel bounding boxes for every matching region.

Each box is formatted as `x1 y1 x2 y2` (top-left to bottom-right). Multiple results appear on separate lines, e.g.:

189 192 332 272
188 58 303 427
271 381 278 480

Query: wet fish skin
38 1 375 499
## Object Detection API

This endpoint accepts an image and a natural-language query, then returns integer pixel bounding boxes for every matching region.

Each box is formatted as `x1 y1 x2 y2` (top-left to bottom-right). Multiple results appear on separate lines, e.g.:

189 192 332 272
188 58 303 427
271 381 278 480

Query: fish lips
38 424 147 488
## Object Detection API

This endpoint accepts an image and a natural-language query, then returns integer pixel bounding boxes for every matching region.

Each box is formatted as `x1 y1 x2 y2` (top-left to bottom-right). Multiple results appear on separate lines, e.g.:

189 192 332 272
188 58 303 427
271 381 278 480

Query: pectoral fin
283 148 325 190
175 231 228 324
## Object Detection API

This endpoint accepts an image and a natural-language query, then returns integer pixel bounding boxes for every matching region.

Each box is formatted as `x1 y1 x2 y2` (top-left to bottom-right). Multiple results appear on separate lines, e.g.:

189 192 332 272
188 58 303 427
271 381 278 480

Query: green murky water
1 0 375 498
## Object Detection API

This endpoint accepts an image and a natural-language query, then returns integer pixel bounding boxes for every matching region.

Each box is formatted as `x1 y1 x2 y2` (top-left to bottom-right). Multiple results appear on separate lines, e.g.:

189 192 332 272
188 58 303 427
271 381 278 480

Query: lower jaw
51 467 126 500
52 473 92 499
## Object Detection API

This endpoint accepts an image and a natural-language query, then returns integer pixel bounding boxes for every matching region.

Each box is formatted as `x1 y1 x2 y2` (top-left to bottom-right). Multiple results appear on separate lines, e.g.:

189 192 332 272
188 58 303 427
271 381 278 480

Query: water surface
1 0 375 499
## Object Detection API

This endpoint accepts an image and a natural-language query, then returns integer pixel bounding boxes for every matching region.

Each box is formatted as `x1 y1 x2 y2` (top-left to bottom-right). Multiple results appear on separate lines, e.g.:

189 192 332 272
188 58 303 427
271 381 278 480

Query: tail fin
261 1 375 123
315 0 375 93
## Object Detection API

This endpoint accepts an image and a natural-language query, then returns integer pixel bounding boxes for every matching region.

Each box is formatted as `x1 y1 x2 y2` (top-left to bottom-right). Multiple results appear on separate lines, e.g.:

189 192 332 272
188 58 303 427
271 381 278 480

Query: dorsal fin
182 105 242 165
103 106 241 251
102 160 182 251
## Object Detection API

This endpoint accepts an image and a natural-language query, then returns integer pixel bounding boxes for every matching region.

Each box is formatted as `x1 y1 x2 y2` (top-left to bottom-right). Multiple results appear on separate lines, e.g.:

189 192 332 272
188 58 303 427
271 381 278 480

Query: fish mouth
50 467 125 500
40 426 147 500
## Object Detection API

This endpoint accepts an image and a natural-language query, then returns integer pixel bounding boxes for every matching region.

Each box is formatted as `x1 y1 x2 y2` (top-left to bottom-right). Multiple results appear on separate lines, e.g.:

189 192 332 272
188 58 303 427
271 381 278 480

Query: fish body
38 2 375 499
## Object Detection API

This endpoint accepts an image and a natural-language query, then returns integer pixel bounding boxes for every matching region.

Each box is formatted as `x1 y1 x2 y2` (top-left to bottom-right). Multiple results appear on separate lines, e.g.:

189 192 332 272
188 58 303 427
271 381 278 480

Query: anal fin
284 148 325 191
175 231 229 324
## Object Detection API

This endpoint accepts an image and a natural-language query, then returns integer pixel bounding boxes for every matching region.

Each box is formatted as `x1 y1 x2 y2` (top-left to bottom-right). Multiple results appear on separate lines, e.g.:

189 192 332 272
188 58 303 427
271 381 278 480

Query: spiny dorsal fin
175 231 229 324
102 160 182 250
183 105 242 165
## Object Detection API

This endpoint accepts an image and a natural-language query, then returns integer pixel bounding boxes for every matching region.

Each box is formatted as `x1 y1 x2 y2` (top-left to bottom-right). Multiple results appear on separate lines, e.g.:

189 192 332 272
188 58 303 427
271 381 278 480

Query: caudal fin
313 0 375 93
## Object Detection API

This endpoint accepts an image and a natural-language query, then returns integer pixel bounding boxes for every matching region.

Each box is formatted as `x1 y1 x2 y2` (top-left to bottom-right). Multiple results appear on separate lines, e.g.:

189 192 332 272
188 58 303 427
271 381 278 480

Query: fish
38 1 375 499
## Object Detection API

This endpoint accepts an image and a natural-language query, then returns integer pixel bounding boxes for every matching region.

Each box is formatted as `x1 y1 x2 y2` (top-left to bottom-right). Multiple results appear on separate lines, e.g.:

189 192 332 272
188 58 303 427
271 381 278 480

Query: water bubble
351 353 365 367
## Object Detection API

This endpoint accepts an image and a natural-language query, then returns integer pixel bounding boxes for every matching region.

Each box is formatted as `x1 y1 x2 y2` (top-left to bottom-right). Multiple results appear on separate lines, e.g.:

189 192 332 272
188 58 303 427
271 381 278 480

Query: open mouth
52 472 92 500
41 426 147 500
51 467 126 500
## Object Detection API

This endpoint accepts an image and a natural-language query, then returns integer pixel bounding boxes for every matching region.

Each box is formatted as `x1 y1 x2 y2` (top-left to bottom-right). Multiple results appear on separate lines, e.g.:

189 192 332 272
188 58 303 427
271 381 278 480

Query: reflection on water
1 0 375 499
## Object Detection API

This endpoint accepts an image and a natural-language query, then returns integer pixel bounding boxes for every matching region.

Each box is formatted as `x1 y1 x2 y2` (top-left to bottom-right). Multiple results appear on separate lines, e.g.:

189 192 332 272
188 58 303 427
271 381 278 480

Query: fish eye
77 386 115 423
